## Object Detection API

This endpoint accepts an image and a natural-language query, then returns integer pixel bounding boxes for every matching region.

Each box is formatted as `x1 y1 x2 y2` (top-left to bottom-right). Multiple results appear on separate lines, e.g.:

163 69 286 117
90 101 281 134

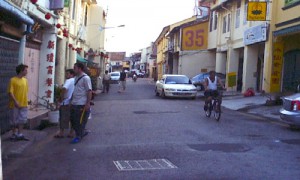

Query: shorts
9 108 28 127
119 81 126 90
59 105 71 129
204 90 219 98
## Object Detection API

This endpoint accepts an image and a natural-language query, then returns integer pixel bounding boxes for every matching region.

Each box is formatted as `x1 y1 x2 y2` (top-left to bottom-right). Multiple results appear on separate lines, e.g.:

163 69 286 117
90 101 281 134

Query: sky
99 0 196 55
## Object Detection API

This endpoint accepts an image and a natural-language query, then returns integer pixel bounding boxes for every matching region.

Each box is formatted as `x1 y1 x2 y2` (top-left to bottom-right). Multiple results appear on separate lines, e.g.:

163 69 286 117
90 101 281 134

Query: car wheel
191 96 196 100
155 88 159 96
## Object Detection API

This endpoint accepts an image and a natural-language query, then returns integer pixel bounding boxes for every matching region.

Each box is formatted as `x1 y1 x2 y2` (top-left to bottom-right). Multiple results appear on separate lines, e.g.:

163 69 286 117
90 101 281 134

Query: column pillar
243 45 258 92
55 38 66 86
226 48 239 91
38 28 57 103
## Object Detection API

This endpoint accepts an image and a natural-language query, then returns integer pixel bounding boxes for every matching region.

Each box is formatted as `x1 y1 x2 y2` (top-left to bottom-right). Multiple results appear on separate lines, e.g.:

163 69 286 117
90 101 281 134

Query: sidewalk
197 91 282 121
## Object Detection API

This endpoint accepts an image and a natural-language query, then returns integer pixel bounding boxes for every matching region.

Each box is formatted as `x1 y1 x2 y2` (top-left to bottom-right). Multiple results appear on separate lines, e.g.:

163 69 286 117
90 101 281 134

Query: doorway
283 50 300 92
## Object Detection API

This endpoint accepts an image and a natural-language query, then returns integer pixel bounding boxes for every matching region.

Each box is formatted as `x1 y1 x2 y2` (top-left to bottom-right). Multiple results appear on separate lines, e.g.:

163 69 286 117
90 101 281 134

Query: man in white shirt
204 71 224 111
70 63 92 144
102 70 111 93
54 69 75 138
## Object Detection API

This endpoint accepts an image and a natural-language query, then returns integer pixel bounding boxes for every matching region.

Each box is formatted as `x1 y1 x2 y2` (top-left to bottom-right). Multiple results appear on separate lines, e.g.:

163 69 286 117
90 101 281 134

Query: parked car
155 74 197 99
110 71 120 84
191 72 226 91
280 85 300 128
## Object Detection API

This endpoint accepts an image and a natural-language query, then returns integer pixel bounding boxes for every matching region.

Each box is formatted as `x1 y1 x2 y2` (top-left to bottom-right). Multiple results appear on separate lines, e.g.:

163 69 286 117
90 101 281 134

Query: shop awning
0 0 34 25
273 24 300 37
76 53 88 63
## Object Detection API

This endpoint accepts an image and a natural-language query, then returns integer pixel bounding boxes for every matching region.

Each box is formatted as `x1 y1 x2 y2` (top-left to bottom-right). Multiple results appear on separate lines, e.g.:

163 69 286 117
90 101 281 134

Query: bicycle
204 89 224 121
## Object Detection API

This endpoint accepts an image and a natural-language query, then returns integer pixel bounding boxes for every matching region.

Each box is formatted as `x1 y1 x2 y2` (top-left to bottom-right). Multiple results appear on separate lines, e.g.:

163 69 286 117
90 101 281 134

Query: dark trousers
70 105 90 138
103 80 110 92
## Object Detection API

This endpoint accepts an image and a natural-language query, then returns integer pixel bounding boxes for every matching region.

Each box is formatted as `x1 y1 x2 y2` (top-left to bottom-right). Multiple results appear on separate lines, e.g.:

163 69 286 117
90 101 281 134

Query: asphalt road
3 78 300 180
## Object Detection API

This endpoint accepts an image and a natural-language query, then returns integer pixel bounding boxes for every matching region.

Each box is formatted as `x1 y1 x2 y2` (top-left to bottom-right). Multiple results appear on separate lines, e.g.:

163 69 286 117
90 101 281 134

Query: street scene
2 79 300 179
1 0 300 179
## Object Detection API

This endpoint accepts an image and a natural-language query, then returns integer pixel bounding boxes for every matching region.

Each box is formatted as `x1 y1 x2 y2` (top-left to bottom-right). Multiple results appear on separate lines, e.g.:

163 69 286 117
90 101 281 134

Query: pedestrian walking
102 70 111 93
54 69 75 138
70 62 92 144
7 64 29 140
118 69 126 93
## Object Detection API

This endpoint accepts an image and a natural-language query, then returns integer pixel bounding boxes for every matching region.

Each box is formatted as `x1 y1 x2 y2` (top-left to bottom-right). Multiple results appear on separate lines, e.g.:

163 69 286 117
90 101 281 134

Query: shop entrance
283 50 300 92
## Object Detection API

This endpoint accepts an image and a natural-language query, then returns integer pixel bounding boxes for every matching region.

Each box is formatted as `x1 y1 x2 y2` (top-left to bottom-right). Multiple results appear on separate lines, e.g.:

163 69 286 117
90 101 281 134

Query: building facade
203 0 269 92
264 0 300 93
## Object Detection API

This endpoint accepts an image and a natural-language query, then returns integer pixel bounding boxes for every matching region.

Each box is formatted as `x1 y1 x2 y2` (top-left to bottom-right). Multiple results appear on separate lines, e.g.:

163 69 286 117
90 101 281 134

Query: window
223 14 230 33
285 0 300 6
214 12 218 30
84 6 88 26
210 11 218 32
209 11 213 32
235 1 241 28
72 0 76 20
223 15 227 33
243 0 248 25
227 13 231 32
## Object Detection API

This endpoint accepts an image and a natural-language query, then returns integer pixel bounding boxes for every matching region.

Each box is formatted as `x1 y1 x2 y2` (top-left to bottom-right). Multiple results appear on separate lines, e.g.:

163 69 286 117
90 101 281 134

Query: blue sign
243 23 268 45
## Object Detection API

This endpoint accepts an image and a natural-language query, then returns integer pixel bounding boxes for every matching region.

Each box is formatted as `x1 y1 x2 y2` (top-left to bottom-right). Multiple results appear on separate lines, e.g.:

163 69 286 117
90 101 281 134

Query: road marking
113 159 177 171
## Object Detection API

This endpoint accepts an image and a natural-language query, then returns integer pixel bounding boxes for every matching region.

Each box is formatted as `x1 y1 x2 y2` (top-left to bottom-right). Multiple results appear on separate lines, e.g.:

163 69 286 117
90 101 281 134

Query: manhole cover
113 159 177 171
188 143 251 153
281 139 300 145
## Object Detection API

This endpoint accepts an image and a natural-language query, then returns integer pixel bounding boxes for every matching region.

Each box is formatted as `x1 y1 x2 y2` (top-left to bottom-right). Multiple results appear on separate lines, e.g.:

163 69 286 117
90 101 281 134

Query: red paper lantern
45 13 51 20
63 33 69 37
31 0 38 4
62 28 67 34
56 23 61 28
72 48 75 50
68 44 73 48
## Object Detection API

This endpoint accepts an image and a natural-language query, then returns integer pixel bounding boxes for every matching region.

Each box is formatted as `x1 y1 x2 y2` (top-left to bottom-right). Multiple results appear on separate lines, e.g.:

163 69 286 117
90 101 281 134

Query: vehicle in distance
110 71 120 84
155 74 197 99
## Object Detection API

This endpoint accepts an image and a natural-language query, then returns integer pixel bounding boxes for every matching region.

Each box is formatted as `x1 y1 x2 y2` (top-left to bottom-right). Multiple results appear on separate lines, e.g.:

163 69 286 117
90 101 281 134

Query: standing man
70 62 92 144
118 69 126 93
54 69 75 138
102 70 111 93
7 64 29 140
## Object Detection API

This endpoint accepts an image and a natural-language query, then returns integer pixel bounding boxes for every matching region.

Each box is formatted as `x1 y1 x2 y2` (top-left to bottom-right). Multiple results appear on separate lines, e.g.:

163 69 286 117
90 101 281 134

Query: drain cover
188 143 251 153
113 159 177 171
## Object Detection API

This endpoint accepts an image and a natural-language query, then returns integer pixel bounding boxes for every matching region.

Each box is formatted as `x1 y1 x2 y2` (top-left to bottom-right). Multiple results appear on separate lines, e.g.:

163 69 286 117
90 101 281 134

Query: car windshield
165 76 190 84
111 73 119 76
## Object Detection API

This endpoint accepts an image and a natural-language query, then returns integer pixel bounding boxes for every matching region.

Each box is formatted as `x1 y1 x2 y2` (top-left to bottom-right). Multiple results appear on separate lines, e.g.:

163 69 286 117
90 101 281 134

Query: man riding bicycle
203 71 225 111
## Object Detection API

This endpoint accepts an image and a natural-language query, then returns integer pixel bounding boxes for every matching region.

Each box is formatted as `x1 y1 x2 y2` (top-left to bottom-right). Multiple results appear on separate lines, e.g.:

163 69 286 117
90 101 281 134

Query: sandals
67 134 74 138
54 134 64 138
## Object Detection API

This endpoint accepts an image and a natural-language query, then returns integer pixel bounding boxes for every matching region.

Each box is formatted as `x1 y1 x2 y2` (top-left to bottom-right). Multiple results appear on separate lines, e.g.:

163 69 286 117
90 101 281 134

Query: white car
155 74 197 99
110 72 120 83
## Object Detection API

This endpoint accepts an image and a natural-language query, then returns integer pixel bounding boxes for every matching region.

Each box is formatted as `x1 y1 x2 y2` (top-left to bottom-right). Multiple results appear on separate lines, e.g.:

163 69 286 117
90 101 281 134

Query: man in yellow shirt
7 64 29 140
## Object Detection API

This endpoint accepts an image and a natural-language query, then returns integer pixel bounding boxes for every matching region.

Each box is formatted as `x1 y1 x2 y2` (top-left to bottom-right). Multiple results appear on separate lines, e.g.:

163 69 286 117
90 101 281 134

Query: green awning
76 53 88 63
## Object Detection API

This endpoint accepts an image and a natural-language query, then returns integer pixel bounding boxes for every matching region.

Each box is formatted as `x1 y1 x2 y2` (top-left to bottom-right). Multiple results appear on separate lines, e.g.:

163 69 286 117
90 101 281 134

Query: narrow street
3 78 300 180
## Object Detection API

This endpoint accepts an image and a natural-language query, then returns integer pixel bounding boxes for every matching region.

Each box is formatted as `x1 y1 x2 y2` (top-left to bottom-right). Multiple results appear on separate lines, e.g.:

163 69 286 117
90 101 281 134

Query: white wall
179 51 216 78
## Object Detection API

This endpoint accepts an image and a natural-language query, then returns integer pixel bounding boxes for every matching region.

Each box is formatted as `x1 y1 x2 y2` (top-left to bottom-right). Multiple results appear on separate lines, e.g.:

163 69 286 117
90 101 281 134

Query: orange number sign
182 22 208 51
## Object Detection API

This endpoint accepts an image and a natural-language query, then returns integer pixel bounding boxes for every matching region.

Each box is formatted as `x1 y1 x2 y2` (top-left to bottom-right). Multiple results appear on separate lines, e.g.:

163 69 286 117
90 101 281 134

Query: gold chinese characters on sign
247 2 267 21
270 43 283 92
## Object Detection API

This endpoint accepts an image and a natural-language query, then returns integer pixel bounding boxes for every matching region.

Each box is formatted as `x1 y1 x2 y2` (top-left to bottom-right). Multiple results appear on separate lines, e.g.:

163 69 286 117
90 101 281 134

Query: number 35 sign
181 22 209 51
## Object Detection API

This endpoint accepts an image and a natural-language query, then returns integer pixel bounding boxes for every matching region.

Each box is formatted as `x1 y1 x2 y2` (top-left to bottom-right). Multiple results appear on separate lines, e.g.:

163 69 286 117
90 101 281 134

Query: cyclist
203 71 225 111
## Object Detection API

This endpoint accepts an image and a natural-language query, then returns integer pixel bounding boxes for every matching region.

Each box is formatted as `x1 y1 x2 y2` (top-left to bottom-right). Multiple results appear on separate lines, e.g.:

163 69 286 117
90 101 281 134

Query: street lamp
99 24 125 31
